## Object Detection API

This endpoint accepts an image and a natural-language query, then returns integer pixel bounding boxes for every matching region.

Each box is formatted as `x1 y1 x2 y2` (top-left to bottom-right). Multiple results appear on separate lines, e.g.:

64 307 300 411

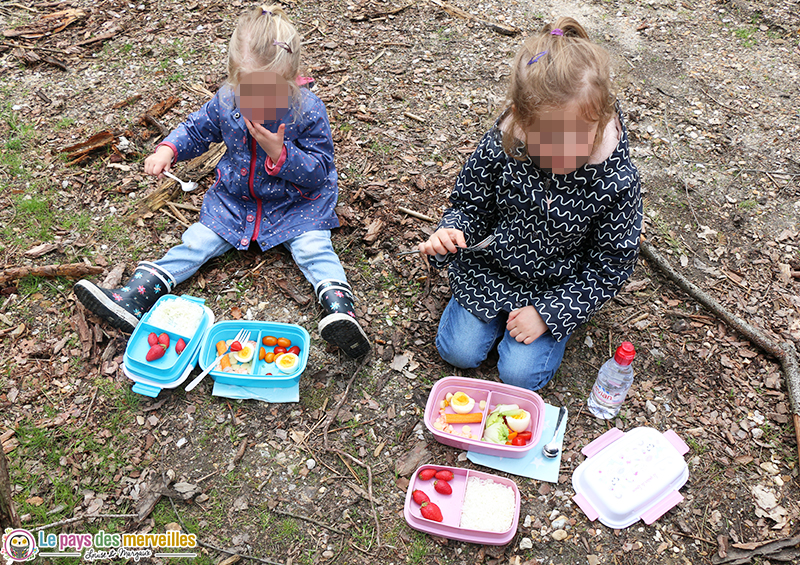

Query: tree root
640 240 800 461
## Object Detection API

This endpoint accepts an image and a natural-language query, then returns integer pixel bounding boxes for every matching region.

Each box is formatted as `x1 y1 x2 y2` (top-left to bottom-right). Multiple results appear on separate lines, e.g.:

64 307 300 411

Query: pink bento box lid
424 376 545 458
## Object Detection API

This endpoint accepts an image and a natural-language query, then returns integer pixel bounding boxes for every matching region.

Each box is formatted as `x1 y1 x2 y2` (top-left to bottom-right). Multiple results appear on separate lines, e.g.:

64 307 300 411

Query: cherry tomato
264 352 275 363
517 431 532 441
259 347 266 360
262 336 278 346
274 346 287 355
277 337 291 348
288 345 300 355
511 436 527 446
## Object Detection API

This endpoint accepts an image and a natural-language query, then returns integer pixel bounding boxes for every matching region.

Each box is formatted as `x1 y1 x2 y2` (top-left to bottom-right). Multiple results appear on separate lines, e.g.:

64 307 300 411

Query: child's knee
497 362 556 392
436 333 485 369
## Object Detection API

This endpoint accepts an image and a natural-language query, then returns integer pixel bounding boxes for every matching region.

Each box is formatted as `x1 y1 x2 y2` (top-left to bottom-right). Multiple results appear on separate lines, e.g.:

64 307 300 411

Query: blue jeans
435 297 569 391
155 223 347 288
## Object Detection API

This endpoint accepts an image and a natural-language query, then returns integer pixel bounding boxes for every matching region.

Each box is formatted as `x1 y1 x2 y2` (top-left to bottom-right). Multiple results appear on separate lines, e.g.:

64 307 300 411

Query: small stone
551 516 569 529
519 537 533 550
275 429 288 441
751 428 764 439
760 462 780 475
306 459 316 470
523 515 532 528
645 400 657 413
176 438 187 448
588 556 600 565
552 529 568 541
322 550 334 558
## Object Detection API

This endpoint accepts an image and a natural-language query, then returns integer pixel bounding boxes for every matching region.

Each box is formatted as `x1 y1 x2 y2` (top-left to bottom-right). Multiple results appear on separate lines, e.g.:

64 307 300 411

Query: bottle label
591 381 624 406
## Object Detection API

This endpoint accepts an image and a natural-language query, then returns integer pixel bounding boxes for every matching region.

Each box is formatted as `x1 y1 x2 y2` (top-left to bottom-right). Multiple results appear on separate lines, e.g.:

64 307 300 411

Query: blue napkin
211 381 299 403
467 404 567 483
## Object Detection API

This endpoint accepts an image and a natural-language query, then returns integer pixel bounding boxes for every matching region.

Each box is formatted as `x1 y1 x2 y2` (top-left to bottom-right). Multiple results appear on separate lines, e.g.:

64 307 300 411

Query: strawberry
434 470 454 482
147 332 159 346
433 479 452 495
175 338 187 354
411 490 429 505
158 333 170 348
146 343 166 361
420 501 443 522
418 468 436 481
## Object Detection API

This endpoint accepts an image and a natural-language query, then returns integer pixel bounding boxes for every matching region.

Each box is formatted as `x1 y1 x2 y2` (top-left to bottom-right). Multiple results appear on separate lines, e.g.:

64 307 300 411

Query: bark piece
0 263 103 285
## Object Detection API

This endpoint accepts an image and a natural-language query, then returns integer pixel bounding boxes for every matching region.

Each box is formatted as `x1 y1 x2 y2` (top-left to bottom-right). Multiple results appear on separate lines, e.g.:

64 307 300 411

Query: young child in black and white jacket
419 17 642 390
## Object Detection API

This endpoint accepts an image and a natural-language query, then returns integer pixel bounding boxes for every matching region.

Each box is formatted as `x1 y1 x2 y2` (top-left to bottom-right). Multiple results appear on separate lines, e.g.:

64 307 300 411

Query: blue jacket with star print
160 84 339 251
431 109 643 342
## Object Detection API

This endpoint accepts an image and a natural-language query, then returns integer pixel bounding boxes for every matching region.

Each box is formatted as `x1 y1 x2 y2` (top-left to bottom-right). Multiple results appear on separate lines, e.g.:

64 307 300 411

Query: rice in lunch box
147 297 205 336
459 476 515 532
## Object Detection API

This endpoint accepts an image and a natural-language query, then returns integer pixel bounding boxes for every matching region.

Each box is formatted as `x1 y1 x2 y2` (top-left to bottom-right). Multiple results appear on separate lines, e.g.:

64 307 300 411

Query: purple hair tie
550 28 564 36
262 8 272 16
273 40 293 54
527 51 548 65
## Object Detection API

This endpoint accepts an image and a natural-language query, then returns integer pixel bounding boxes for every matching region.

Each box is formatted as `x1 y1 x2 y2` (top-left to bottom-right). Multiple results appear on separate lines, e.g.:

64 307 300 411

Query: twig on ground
32 514 137 532
321 354 383 552
397 206 436 223
640 239 800 463
79 386 98 428
271 509 345 535
656 93 701 230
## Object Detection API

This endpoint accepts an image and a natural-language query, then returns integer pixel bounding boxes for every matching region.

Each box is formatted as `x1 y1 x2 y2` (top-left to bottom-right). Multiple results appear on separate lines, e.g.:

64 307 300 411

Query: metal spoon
163 170 198 192
542 406 567 459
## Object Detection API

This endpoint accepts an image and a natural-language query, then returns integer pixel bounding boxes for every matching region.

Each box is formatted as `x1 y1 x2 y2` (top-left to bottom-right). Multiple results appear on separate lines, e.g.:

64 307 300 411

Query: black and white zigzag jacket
432 109 643 342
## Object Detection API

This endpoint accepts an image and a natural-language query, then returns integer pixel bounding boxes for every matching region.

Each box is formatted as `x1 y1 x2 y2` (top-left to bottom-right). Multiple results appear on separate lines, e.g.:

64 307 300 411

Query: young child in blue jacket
74 5 370 358
419 18 642 390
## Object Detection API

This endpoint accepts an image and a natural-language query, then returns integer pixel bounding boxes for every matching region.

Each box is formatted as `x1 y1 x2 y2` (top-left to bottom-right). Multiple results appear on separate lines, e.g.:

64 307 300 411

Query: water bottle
587 342 636 419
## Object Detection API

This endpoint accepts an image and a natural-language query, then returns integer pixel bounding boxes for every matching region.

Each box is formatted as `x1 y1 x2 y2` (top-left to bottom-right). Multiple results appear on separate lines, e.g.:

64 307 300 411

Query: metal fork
398 233 497 258
185 328 250 392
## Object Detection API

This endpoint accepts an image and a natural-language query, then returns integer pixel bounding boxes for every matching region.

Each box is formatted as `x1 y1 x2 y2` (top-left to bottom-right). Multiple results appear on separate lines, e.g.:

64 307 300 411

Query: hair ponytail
501 17 615 159
227 5 303 116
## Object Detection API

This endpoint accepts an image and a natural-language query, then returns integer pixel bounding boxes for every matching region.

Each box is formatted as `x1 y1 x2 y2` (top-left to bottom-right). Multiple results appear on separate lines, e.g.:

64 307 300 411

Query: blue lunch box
198 320 310 389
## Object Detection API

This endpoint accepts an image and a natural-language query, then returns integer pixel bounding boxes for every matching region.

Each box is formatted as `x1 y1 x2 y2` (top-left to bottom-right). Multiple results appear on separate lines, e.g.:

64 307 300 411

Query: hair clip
527 51 548 65
273 40 293 54
550 28 564 36
261 5 272 16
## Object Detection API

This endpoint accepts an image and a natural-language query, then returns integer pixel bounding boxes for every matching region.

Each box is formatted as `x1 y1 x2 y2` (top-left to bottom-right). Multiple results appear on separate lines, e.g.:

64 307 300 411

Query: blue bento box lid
123 294 212 385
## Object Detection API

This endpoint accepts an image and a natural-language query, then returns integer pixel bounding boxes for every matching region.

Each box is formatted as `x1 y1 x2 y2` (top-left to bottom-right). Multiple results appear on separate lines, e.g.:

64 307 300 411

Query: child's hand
419 228 466 256
144 145 175 177
507 306 548 344
245 118 285 163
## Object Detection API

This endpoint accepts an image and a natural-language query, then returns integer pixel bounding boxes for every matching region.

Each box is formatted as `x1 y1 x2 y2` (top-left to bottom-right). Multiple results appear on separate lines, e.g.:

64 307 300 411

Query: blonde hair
227 5 303 112
502 17 615 159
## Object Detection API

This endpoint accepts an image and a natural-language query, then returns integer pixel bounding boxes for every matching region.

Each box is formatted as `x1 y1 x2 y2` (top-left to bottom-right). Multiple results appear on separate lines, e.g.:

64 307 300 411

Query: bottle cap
614 342 636 365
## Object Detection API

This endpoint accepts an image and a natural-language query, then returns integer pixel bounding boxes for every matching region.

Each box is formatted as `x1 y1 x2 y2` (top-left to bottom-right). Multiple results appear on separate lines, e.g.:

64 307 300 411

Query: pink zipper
249 137 262 241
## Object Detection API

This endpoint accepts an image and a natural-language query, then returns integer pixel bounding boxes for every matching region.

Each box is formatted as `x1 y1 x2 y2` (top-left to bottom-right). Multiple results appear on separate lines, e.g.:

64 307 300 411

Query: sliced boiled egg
506 409 531 433
450 391 475 414
233 340 257 363
275 352 299 373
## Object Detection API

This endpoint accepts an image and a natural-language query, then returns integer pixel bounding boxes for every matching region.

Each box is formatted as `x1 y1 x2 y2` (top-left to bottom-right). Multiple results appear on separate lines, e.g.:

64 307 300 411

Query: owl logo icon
1 528 38 562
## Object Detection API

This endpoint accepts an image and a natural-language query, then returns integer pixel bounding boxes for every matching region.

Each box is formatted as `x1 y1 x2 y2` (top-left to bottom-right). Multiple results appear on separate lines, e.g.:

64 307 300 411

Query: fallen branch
427 0 520 35
0 263 103 285
640 239 800 463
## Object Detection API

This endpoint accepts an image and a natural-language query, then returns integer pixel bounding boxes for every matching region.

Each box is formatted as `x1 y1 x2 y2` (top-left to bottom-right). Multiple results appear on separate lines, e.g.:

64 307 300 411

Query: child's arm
155 92 224 167
529 175 643 342
259 96 335 189
428 130 505 263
